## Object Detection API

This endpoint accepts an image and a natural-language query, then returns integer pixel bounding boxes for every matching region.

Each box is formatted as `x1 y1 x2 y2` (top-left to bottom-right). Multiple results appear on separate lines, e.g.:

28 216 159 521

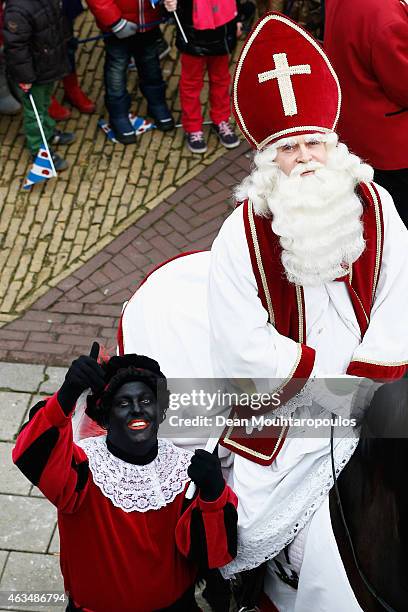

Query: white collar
78 436 192 513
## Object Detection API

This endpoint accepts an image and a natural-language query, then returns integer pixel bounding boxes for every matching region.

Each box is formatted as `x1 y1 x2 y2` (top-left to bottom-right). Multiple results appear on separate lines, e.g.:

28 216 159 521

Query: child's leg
180 53 206 133
103 36 134 139
21 83 55 155
207 55 231 125
132 28 173 129
42 83 56 142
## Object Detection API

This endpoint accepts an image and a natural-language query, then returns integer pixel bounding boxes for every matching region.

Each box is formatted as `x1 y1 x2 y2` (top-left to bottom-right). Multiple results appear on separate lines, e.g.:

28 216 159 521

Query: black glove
187 448 225 502
58 342 105 415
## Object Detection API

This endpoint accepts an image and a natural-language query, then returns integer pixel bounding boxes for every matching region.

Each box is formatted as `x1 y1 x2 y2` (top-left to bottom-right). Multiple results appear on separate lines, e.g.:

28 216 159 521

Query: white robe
121 183 408 609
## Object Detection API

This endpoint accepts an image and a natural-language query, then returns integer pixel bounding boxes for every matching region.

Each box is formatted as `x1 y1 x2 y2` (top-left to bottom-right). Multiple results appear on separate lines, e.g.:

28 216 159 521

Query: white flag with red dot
23 148 56 190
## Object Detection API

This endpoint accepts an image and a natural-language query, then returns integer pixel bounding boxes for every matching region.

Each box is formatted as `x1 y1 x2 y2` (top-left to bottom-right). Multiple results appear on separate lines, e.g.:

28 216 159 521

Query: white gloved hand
112 18 138 39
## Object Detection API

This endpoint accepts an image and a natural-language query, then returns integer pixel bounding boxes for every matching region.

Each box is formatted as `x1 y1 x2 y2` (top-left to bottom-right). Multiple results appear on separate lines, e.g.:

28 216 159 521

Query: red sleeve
346 360 407 381
12 393 89 513
372 14 408 108
85 0 122 29
175 484 238 569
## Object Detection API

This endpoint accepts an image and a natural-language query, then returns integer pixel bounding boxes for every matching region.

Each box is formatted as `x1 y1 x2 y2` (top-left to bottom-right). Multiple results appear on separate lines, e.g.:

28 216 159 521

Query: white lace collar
78 436 192 513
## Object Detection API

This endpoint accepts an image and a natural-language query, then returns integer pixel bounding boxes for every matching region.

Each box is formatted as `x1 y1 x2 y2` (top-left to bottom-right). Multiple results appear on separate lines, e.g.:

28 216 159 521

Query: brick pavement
0 142 251 365
0 10 242 327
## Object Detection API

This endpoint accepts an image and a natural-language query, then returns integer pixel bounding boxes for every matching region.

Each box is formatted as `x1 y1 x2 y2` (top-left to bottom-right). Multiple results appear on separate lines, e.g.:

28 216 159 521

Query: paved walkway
0 363 66 611
0 142 250 365
0 10 244 329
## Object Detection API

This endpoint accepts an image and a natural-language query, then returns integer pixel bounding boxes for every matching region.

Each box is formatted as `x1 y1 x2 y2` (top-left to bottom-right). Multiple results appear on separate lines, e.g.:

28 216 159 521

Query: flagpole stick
185 435 219 500
29 92 57 177
173 10 188 44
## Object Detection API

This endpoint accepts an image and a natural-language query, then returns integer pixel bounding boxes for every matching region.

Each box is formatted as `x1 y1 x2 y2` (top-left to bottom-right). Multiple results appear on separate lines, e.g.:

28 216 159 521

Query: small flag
23 148 55 190
98 114 155 143
150 0 161 6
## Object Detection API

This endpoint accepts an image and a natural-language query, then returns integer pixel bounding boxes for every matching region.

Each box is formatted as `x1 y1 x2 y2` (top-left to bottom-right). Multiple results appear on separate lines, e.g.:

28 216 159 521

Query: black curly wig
85 355 170 429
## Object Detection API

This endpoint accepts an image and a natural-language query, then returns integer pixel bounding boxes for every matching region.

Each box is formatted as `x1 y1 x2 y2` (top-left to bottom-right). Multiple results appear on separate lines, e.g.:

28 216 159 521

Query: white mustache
290 161 325 177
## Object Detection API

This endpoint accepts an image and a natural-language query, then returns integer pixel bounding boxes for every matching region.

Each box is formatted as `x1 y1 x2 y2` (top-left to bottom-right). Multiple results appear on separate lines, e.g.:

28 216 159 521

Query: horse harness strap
330 427 396 612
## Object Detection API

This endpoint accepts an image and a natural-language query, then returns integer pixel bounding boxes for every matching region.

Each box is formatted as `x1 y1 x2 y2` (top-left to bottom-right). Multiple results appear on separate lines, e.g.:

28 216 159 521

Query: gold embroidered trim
222 344 305 458
223 423 288 461
258 126 331 151
365 182 382 304
350 286 369 325
295 285 304 344
351 358 408 367
248 201 275 326
233 14 342 150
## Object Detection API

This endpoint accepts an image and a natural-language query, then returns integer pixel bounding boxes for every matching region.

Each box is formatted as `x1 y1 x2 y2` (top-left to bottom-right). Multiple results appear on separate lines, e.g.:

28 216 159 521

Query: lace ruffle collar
78 436 192 513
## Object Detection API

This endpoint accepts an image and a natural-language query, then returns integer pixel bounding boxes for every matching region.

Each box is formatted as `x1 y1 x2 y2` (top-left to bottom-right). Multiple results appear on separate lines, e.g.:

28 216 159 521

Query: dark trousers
103 27 168 123
373 168 408 227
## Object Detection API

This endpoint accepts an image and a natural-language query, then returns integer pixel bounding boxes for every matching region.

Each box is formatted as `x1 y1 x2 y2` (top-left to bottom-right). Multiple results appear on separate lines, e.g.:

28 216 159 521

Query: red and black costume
13 393 237 612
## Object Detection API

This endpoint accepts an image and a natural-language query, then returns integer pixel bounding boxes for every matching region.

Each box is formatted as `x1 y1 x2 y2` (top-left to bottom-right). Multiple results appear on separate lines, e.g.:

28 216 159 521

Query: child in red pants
165 0 240 153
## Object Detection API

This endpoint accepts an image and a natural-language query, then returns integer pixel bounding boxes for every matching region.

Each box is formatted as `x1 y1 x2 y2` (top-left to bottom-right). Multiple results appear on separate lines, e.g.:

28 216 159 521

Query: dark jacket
174 0 238 56
3 0 71 84
63 0 84 22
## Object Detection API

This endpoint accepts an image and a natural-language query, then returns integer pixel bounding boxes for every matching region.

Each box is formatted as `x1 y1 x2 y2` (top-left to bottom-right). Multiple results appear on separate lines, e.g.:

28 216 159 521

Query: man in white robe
120 12 408 611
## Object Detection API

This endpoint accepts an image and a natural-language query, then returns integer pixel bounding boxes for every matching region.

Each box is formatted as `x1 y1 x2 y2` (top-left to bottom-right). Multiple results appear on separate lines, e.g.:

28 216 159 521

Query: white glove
112 18 138 39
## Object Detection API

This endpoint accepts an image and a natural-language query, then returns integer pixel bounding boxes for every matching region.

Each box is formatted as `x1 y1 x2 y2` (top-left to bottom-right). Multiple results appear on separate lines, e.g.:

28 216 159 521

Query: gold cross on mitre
257 53 311 117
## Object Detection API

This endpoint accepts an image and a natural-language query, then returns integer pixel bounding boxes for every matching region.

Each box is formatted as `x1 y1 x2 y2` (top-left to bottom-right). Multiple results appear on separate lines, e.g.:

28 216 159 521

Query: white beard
265 153 366 286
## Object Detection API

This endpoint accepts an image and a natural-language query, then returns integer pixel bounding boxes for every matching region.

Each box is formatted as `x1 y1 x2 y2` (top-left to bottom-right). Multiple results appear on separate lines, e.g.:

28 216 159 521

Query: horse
234 379 408 611
329 378 408 611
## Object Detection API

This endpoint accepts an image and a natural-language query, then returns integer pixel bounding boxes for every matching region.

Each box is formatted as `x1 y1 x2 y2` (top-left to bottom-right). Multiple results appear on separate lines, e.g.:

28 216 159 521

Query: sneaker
51 151 69 171
52 130 76 145
111 116 137 144
186 131 207 154
114 129 137 145
31 150 68 172
155 116 175 132
212 121 240 149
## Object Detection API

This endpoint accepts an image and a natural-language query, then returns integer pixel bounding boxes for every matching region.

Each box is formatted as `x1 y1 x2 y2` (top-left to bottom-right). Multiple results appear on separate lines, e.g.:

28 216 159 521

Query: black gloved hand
187 448 225 502
58 342 105 415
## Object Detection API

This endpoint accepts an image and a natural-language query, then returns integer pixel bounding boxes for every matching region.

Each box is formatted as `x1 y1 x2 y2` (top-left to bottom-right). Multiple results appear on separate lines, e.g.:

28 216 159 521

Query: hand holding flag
162 0 188 44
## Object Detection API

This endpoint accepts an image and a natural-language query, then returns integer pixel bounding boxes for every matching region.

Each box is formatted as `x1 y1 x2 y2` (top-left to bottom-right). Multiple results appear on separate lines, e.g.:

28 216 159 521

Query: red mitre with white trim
232 12 341 150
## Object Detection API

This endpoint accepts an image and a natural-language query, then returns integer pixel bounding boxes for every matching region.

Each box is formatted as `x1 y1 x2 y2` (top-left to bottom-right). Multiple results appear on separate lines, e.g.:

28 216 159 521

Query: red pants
180 53 231 132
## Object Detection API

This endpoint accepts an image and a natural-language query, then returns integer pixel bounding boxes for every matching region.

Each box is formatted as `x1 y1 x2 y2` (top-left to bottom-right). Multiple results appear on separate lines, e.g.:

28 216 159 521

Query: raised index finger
89 342 100 362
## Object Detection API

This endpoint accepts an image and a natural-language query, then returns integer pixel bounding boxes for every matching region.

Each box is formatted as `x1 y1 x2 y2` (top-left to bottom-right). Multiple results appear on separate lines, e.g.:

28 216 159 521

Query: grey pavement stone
0 495 56 553
39 369 65 395
0 552 64 612
0 445 31 496
0 550 8 576
0 394 30 443
48 529 59 555
29 487 45 499
21 396 46 425
0 364 44 394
